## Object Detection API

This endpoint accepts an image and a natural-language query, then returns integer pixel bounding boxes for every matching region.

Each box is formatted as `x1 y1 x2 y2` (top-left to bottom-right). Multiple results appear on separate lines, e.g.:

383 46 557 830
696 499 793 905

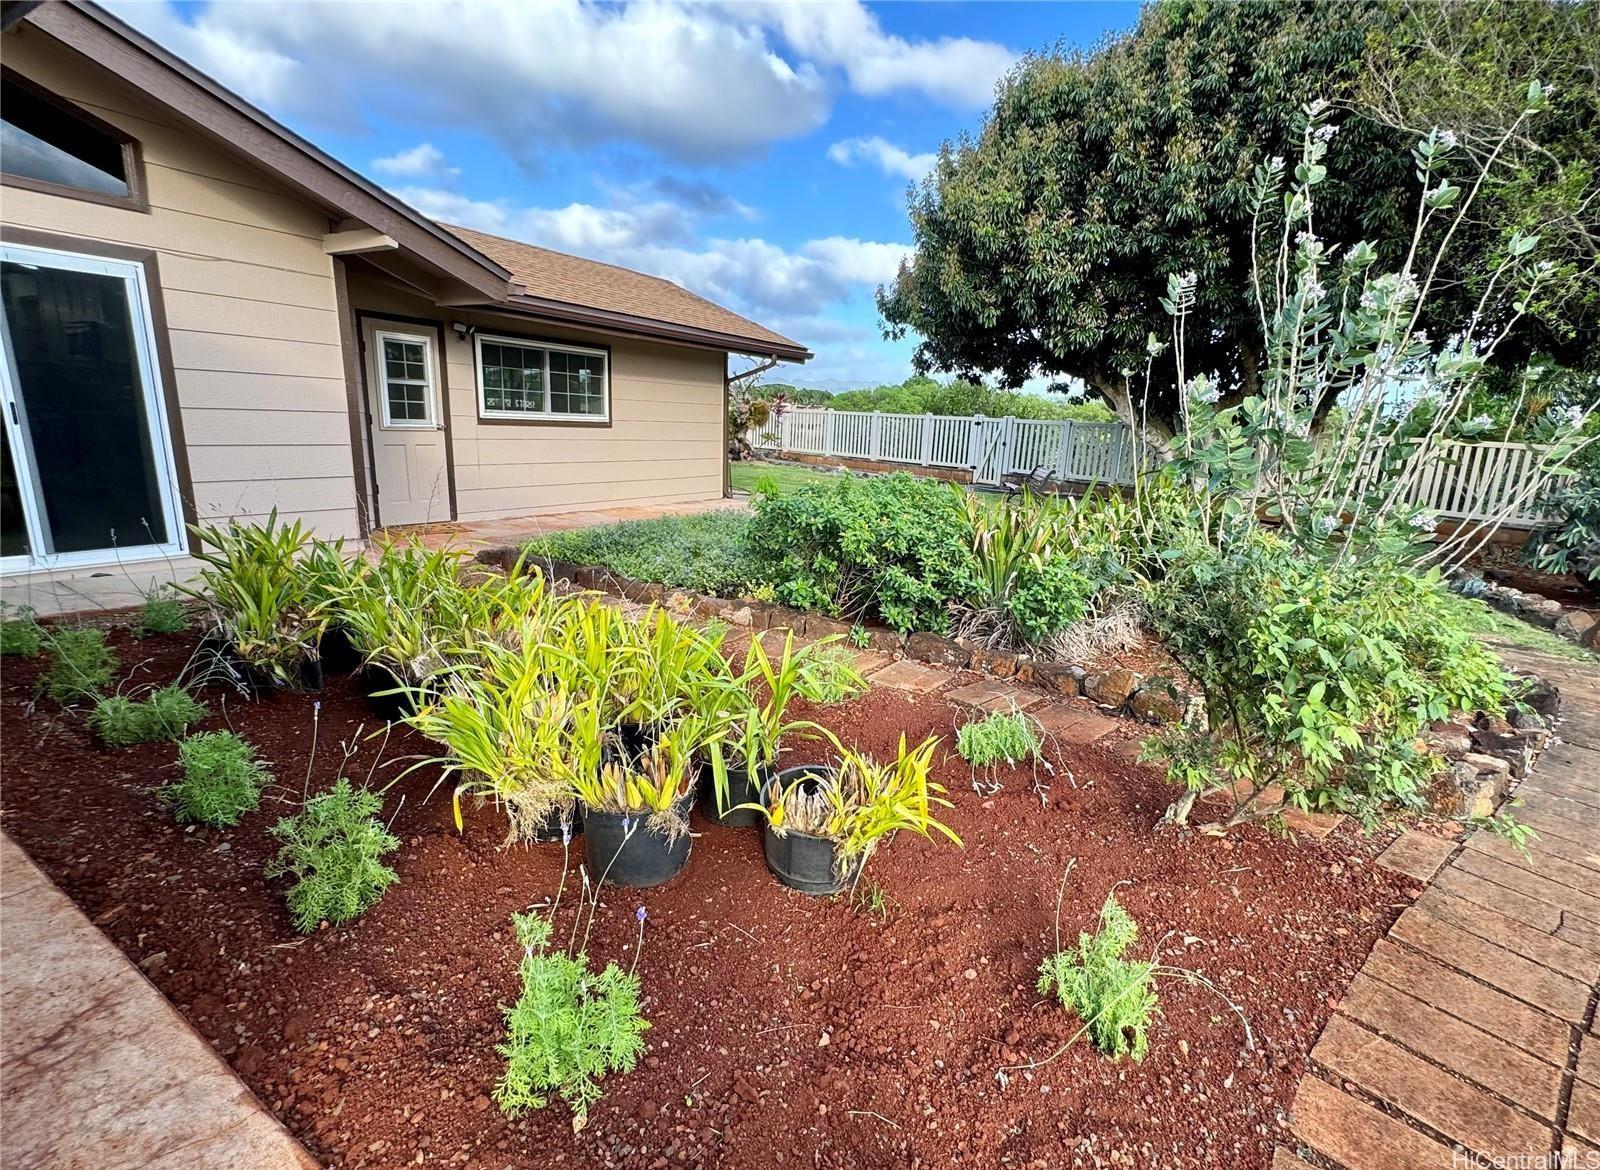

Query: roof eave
21 2 514 301
499 293 812 363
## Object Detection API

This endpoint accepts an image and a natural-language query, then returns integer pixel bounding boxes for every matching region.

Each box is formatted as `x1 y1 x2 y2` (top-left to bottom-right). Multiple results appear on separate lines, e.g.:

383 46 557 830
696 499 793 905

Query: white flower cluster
1562 405 1585 428
1302 276 1327 303
1408 511 1439 533
1469 413 1493 429
1295 231 1320 248
1316 515 1340 535
1436 129 1458 149
1313 124 1339 144
1397 274 1420 299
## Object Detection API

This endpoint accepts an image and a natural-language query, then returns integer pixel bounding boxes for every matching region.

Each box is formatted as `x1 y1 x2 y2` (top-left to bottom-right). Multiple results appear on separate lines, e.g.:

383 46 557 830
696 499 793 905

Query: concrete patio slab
0 834 317 1170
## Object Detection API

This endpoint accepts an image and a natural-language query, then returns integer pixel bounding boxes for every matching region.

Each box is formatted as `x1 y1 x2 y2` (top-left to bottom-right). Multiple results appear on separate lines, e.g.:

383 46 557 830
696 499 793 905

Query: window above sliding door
0 242 186 570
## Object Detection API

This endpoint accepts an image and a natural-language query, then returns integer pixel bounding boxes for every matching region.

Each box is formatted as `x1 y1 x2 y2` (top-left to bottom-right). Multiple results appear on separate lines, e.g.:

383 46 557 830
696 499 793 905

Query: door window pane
2 260 168 554
379 336 431 424
1 75 130 198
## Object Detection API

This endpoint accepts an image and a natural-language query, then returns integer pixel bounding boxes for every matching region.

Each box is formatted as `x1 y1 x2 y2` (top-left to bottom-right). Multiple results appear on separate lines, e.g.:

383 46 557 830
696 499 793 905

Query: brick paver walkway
0 835 317 1170
1286 640 1600 1169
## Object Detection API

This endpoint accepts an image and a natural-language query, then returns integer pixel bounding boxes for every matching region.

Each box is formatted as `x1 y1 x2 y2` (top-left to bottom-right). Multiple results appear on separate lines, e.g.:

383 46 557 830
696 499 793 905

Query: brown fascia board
22 2 514 300
499 292 814 363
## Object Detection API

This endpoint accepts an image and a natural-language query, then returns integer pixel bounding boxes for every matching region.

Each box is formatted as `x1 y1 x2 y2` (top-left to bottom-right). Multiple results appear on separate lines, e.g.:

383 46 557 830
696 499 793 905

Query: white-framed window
1 241 186 571
375 330 436 429
474 333 609 422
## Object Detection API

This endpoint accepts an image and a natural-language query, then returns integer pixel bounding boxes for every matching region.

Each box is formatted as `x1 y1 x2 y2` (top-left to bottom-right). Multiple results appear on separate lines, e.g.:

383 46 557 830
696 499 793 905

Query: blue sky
113 1 1140 389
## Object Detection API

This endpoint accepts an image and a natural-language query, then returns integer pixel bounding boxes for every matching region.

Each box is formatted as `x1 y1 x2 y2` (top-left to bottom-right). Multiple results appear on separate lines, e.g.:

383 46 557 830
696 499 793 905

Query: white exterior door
363 320 449 528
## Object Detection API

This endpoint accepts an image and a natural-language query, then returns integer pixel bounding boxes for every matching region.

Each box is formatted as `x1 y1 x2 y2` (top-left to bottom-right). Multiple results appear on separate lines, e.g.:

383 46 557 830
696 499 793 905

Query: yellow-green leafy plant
761 734 960 876
186 511 324 688
709 631 827 813
403 639 580 842
333 543 474 685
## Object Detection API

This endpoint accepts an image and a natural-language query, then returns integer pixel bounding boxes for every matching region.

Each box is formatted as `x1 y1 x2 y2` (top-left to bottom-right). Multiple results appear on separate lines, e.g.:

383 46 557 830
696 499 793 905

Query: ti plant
266 777 400 934
760 734 961 878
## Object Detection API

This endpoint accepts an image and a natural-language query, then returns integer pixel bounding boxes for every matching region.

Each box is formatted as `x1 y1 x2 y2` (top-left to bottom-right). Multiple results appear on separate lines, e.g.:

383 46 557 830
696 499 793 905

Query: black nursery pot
582 794 694 888
762 766 861 896
607 721 657 767
360 664 420 722
318 624 362 674
698 762 767 828
530 802 582 844
201 631 321 696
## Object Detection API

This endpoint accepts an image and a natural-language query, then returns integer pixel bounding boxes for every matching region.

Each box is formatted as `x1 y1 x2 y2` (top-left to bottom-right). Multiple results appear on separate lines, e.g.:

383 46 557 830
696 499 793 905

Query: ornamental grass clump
494 897 649 1125
266 777 400 934
164 730 271 827
39 627 117 703
89 685 206 746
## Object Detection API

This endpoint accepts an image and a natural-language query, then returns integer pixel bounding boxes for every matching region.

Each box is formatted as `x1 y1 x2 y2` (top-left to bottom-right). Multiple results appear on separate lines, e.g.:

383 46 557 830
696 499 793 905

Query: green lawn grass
523 510 757 597
1438 590 1595 664
729 460 845 496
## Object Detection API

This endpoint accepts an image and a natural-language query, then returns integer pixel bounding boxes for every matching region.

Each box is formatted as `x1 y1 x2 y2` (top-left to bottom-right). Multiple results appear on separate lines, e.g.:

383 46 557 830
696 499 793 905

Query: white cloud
827 136 937 182
372 143 460 181
748 3 1016 110
398 184 907 322
106 1 1015 161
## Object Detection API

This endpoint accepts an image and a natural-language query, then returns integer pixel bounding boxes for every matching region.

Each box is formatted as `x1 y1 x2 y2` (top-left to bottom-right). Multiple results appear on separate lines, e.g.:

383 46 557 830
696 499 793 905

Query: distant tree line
755 375 1116 422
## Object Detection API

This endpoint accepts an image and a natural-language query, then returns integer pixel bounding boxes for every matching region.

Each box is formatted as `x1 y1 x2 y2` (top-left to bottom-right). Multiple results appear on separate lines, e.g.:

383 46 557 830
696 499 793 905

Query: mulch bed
1 626 1414 1170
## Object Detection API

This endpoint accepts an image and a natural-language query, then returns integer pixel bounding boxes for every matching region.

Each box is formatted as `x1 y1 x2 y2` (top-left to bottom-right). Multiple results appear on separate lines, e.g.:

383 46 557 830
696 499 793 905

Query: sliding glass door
0 242 185 570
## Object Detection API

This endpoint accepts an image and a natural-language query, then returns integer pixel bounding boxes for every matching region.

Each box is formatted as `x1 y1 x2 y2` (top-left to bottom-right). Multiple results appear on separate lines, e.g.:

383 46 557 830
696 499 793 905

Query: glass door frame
0 241 187 573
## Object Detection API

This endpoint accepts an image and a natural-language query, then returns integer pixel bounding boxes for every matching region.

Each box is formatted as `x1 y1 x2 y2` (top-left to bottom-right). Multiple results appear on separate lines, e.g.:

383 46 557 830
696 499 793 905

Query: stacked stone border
1466 574 1600 650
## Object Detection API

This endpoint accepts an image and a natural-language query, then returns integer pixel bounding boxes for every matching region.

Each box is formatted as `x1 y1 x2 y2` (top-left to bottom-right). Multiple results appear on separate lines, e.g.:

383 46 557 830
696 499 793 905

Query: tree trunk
1088 372 1177 461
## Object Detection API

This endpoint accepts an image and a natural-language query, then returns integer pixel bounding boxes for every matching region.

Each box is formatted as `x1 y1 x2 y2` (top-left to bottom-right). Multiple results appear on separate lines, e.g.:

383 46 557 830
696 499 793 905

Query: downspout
725 353 780 498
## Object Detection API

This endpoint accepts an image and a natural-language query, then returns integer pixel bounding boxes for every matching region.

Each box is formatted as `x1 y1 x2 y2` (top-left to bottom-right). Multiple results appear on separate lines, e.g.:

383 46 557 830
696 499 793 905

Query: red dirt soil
0 627 1413 1170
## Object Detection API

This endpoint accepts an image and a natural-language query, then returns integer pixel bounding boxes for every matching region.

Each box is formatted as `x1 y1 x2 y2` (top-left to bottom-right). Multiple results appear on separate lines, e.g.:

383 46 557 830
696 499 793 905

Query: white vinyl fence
745 407 1555 527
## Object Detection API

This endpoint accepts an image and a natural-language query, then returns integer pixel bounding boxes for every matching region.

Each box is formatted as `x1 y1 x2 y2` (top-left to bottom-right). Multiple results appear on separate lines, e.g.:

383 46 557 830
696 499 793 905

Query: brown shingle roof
441 224 809 360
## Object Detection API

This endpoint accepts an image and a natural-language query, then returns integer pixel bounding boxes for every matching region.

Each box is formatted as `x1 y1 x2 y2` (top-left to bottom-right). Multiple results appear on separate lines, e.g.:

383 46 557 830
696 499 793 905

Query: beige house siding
1 28 360 557
349 277 726 524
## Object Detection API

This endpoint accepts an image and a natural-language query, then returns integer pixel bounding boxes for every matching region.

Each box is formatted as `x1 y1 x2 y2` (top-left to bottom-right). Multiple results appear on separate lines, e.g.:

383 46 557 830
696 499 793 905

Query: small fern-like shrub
266 778 399 933
1037 894 1159 1061
956 709 1043 768
164 731 270 827
40 627 117 702
89 686 207 746
495 909 649 1122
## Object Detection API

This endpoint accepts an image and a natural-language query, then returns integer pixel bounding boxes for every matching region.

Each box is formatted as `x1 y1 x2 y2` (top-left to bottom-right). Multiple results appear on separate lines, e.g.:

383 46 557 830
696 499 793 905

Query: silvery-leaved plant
1150 84 1595 569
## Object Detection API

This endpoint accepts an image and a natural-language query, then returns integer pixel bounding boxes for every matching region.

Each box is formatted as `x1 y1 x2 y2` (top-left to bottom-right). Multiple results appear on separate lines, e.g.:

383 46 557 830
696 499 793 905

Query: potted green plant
403 639 579 843
703 631 827 828
755 734 960 895
571 708 721 887
186 511 325 694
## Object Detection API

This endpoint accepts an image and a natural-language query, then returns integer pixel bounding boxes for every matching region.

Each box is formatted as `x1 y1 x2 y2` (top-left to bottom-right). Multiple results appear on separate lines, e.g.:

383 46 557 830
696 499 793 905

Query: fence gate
968 415 1014 486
